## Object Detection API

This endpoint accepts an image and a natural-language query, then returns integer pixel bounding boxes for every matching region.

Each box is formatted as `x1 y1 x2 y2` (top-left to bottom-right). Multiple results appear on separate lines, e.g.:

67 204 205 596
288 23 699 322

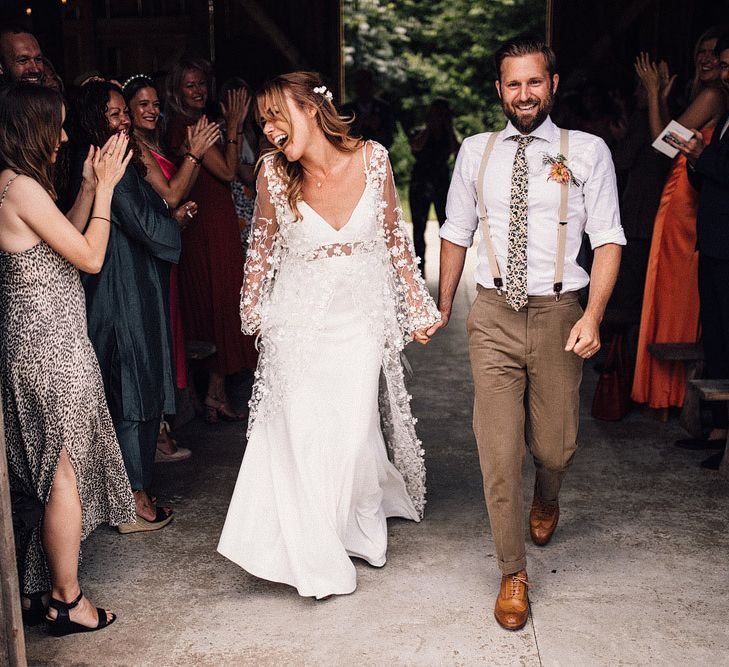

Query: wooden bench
688 379 729 479
648 343 704 436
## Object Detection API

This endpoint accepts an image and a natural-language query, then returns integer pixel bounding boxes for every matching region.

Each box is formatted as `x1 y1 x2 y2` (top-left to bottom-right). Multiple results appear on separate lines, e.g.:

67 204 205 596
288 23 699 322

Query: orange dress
631 126 714 408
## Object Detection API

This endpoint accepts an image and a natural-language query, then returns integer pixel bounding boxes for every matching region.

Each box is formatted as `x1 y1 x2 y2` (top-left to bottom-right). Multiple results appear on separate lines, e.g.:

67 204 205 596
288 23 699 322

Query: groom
426 36 624 630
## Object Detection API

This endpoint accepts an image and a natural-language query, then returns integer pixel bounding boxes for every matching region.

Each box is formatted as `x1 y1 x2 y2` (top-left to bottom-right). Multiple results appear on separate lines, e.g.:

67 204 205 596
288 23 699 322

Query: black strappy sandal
22 591 48 626
46 591 116 636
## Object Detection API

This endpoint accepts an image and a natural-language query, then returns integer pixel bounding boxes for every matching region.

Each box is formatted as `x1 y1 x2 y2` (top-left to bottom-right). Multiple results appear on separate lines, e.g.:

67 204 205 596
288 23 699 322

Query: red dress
149 149 187 389
167 117 257 375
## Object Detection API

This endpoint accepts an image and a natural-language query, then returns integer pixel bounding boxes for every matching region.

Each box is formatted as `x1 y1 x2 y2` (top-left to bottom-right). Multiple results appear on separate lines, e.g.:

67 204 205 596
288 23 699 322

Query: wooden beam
0 399 27 667
234 0 304 68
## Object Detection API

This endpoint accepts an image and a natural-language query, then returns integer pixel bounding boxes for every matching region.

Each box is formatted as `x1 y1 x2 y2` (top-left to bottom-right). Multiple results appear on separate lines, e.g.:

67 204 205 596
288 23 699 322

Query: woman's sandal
117 507 173 534
46 591 116 636
155 420 192 463
22 591 48 626
204 396 248 424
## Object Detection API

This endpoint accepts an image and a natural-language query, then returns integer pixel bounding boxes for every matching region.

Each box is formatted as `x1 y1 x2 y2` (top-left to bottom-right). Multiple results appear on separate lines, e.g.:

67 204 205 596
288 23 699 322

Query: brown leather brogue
530 492 559 546
494 570 530 630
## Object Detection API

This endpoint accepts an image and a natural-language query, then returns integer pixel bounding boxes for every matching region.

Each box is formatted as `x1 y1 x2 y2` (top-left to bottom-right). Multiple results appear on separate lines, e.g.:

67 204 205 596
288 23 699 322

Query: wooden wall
549 0 729 90
1 0 342 94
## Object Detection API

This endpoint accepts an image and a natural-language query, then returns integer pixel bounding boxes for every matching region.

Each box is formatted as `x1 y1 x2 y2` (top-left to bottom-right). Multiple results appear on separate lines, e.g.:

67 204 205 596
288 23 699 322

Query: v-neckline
301 180 369 234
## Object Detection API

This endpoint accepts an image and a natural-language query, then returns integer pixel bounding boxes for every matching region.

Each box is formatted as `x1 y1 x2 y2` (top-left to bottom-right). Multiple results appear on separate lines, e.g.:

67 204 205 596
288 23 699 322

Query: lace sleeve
240 161 280 334
379 151 441 338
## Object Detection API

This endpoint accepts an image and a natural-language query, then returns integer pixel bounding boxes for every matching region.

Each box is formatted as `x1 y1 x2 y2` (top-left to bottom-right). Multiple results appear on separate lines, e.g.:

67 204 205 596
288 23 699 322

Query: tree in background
343 0 546 183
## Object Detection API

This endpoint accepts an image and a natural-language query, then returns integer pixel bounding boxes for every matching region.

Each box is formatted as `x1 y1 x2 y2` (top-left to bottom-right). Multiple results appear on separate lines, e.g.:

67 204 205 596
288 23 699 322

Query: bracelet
184 152 202 165
226 138 238 145
90 216 111 223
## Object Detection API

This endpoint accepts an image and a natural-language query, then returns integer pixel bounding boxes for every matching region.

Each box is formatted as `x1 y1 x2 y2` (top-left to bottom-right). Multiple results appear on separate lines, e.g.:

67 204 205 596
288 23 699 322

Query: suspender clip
494 277 503 296
554 282 562 301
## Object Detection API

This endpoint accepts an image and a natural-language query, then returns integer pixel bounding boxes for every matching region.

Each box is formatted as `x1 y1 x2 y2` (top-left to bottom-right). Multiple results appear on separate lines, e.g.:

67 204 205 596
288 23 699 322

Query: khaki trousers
467 286 584 575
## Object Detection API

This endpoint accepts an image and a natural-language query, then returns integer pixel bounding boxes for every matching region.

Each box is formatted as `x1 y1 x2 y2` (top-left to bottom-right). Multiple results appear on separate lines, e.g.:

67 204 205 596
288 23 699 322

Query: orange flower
548 162 571 185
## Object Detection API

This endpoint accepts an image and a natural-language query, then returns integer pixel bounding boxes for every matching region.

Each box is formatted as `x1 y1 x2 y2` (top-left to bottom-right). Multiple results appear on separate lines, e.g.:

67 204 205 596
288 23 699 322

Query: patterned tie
506 135 535 311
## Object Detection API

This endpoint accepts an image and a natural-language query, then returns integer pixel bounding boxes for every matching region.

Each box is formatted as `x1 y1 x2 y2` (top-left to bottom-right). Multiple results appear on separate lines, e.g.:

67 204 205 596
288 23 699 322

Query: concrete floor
25 223 729 666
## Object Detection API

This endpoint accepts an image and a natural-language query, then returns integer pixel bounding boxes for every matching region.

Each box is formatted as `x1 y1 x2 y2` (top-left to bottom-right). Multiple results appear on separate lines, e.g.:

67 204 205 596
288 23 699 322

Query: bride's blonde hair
256 71 357 220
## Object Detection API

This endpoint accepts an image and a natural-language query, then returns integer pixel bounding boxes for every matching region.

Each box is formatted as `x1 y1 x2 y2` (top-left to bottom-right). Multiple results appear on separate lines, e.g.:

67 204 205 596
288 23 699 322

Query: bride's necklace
303 154 346 189
303 166 332 189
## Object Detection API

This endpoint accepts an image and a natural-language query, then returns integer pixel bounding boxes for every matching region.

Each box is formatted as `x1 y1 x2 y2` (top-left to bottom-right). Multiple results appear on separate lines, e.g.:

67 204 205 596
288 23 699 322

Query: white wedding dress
218 141 439 599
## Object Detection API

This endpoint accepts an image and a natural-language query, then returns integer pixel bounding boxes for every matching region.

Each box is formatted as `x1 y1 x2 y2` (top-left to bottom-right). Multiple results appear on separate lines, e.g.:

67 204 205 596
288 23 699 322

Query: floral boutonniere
542 153 583 187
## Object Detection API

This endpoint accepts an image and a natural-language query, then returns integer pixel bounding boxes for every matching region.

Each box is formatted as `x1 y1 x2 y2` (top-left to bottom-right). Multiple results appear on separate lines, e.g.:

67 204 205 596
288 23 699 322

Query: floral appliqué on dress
239 141 439 517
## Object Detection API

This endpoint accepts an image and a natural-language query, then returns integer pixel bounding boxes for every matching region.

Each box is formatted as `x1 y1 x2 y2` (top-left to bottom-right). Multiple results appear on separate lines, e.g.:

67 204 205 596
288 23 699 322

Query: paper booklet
652 120 694 158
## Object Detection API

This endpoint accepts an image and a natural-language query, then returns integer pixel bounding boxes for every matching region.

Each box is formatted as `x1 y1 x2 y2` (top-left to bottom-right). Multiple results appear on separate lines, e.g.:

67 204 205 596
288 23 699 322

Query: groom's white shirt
439 116 626 296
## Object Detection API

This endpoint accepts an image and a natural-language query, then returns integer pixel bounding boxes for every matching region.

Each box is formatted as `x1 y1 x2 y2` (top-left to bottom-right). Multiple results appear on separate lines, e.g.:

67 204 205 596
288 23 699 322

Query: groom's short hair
494 35 557 81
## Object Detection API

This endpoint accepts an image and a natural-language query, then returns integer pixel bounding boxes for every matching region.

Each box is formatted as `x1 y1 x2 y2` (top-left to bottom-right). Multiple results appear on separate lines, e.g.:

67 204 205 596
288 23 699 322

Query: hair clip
313 85 334 102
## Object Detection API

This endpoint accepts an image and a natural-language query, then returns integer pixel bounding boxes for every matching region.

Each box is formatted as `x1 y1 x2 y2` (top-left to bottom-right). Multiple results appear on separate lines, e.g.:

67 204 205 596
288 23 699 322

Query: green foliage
344 0 546 183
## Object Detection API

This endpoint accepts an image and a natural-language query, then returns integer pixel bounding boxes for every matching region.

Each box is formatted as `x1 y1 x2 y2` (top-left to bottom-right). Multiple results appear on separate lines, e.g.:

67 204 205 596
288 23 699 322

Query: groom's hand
565 313 601 359
425 311 450 338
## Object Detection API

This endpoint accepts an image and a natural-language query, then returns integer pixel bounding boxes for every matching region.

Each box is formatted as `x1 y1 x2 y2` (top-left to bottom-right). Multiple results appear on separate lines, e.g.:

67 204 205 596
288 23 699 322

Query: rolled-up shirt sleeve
440 137 480 248
582 138 626 249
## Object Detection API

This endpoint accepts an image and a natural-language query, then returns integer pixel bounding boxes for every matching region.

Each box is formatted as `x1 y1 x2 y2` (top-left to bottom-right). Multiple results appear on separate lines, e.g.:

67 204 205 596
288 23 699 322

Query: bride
217 72 440 598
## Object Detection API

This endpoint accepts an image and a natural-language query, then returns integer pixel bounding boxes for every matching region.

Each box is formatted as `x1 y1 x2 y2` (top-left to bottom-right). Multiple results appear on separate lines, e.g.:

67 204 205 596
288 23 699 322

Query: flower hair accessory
121 73 153 92
313 85 334 102
542 152 582 187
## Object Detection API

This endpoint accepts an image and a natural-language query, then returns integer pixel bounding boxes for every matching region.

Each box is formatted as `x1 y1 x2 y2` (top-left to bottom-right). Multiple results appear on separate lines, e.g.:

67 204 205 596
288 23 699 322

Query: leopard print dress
0 177 136 595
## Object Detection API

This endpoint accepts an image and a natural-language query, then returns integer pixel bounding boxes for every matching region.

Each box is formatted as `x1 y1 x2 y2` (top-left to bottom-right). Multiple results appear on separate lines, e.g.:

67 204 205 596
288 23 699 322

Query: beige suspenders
477 128 570 300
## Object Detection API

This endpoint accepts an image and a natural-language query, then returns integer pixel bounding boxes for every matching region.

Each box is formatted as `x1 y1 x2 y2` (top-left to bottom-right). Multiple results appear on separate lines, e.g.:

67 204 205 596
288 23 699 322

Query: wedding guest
123 73 220 461
0 24 45 85
631 27 729 413
341 69 396 149
431 36 624 630
166 58 257 422
41 56 63 92
219 76 261 251
672 34 729 466
0 83 134 633
68 80 181 531
408 98 460 277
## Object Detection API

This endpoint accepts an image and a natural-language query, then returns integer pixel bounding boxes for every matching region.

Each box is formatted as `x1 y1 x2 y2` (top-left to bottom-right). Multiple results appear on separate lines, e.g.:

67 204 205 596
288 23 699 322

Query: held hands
186 116 221 160
221 88 251 132
92 133 132 192
564 313 600 359
665 129 705 162
172 200 198 229
412 311 449 345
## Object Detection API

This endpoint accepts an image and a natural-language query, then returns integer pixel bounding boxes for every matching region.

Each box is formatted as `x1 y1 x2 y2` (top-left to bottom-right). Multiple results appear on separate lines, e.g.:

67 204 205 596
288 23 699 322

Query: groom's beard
502 88 554 134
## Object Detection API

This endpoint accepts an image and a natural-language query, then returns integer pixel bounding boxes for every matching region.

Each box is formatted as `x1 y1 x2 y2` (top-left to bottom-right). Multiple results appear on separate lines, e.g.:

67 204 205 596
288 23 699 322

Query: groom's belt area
475 284 579 308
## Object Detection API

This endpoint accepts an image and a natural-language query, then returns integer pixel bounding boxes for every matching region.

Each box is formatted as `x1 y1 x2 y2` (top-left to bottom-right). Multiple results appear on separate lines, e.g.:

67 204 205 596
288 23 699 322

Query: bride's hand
412 329 431 345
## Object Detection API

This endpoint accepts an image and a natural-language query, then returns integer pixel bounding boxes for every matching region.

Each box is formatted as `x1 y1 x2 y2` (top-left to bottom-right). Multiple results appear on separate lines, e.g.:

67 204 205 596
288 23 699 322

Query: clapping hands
634 52 677 100
186 116 221 160
92 133 133 192
221 88 251 132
